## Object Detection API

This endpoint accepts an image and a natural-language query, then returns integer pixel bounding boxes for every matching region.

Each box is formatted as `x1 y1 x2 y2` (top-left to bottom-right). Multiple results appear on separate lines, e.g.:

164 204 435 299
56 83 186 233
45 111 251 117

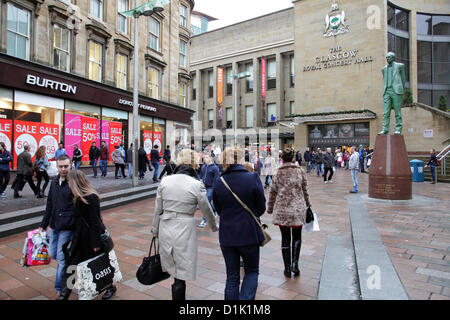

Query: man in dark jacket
150 145 161 182
323 147 334 183
127 143 133 179
0 142 12 197
303 148 312 173
198 152 220 227
38 155 74 299
89 142 100 178
163 145 171 162
315 149 324 177
99 141 109 177
425 148 438 184
14 145 38 198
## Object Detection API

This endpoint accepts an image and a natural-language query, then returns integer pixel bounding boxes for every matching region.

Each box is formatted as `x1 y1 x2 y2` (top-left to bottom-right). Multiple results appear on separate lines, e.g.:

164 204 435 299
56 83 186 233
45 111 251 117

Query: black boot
102 285 117 300
292 240 302 277
171 279 186 300
281 248 291 277
57 285 72 300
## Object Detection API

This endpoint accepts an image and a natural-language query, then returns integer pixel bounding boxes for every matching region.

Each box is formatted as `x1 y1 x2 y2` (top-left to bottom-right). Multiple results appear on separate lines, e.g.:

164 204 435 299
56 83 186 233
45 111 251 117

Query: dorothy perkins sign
303 46 373 72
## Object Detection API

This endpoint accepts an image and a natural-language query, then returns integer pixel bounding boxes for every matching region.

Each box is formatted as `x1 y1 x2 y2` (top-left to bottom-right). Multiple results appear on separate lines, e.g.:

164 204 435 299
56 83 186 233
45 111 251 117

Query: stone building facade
0 0 194 167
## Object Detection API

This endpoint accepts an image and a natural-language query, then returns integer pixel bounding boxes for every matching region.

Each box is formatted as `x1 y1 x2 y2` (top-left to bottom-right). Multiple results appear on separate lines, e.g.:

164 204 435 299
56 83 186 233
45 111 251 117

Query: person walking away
163 145 171 163
264 153 275 188
198 152 220 227
151 149 218 300
337 150 343 169
315 149 324 177
55 143 66 161
311 151 316 170
303 148 312 173
126 144 133 179
425 149 438 184
359 145 365 173
151 145 161 182
38 155 74 299
253 152 262 177
14 145 39 198
0 142 12 198
295 151 302 167
158 159 177 180
323 148 334 183
138 146 150 180
349 146 360 193
267 148 311 277
344 150 350 170
72 145 82 170
89 142 100 178
34 146 50 198
111 145 126 179
62 170 117 300
99 141 109 177
212 147 266 300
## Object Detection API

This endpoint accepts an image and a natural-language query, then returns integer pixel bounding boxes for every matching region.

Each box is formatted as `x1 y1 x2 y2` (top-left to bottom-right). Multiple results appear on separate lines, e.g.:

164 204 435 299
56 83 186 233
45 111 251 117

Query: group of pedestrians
151 146 313 300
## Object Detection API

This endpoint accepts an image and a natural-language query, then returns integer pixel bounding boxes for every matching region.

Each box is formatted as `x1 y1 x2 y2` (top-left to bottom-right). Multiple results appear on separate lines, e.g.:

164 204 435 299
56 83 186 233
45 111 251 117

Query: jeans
36 170 49 194
49 229 73 292
100 160 108 176
305 161 311 173
201 188 216 222
316 163 324 176
430 165 436 182
74 161 81 170
0 171 10 194
128 163 133 178
351 169 358 192
91 160 98 177
264 175 272 187
152 162 159 181
220 244 260 300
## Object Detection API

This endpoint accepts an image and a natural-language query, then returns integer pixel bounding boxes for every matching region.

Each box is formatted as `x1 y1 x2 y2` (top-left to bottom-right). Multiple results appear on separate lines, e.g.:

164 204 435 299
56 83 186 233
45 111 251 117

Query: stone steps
0 184 158 238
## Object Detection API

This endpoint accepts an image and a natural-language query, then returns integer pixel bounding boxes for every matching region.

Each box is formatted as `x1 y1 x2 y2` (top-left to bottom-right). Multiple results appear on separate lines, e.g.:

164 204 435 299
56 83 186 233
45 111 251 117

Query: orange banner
217 67 223 126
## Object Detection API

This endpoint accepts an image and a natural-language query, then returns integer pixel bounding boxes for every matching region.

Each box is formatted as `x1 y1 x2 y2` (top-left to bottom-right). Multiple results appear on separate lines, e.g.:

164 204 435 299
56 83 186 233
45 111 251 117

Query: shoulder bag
220 177 271 247
80 216 114 253
136 237 170 285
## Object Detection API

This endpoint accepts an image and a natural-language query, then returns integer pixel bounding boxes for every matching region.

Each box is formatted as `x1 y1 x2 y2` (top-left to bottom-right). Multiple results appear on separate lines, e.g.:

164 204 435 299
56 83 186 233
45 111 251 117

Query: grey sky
193 0 294 31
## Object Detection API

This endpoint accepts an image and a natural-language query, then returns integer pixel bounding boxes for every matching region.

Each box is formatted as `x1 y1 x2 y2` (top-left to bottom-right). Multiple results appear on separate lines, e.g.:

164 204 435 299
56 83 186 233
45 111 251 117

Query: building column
194 69 203 131
232 61 239 129
253 57 261 128
276 52 284 123
409 9 418 102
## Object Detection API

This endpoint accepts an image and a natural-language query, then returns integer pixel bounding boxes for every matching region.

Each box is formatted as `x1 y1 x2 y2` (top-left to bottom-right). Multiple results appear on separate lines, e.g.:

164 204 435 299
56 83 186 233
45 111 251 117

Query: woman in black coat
138 146 151 180
59 170 117 300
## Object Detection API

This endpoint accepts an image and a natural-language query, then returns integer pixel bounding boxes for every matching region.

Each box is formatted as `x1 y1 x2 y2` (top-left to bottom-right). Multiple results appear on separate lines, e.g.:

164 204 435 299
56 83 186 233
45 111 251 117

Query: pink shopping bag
25 229 51 266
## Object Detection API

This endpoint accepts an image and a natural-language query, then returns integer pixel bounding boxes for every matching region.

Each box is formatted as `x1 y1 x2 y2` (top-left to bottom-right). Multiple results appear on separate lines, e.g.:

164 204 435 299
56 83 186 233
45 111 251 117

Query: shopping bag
24 229 51 266
136 237 170 285
19 237 29 267
76 249 122 300
304 213 320 233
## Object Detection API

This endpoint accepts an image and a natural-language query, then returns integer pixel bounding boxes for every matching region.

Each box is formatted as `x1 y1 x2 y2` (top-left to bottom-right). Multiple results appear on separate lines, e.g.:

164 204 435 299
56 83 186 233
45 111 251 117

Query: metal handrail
437 144 450 160
437 145 450 176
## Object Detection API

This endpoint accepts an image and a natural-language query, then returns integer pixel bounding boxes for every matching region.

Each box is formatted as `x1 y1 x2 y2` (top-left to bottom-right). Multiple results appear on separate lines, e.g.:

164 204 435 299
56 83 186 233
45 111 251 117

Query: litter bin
410 159 425 182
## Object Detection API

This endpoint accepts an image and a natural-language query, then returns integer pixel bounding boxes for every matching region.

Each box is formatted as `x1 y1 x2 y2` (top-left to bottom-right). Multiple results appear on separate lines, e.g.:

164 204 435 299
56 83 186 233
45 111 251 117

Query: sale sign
143 131 153 160
81 116 98 162
39 123 59 161
0 119 12 153
64 114 82 160
153 131 163 164
109 121 123 160
14 120 39 169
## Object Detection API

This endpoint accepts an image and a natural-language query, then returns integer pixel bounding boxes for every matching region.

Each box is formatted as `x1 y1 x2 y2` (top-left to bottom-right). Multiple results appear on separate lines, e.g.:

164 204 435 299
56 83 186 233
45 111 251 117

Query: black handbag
81 216 114 253
136 237 170 285
306 207 314 223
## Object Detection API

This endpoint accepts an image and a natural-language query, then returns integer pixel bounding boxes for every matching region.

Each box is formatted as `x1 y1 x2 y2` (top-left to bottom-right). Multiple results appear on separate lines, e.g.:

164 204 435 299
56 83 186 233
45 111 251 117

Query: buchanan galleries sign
303 46 373 72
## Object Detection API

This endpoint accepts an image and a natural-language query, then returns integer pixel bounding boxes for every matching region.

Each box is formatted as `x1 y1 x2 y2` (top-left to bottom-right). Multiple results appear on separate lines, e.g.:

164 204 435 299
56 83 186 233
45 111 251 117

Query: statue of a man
378 52 406 135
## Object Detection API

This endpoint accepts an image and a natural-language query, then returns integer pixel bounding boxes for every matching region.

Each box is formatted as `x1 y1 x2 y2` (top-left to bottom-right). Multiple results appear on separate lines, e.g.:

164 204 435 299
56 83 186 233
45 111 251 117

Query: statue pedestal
369 135 412 200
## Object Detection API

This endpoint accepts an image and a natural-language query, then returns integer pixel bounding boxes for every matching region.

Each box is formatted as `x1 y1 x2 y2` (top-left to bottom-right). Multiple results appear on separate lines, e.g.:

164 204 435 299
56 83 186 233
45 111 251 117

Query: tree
402 88 413 105
438 95 448 112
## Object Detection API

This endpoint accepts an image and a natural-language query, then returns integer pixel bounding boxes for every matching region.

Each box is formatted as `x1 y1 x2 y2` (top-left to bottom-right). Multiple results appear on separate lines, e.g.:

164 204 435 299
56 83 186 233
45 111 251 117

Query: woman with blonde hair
59 170 117 300
34 146 50 198
151 149 218 300
213 147 266 300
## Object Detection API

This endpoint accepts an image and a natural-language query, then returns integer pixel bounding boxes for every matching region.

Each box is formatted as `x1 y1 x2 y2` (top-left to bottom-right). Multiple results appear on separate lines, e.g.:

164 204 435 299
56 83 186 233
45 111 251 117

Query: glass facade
387 3 410 83
417 14 450 107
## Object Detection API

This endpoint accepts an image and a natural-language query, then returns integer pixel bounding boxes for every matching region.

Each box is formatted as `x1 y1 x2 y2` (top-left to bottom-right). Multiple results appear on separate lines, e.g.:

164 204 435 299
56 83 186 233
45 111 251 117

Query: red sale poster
13 120 39 169
39 123 59 161
0 119 12 169
81 116 98 162
109 121 123 160
143 131 153 160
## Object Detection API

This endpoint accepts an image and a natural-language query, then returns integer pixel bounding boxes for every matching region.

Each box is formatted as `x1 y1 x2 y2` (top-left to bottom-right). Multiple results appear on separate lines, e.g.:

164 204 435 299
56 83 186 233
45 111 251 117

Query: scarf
174 165 199 180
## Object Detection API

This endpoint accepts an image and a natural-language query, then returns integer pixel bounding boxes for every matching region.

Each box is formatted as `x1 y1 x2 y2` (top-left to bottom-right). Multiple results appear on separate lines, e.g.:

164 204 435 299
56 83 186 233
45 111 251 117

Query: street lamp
229 71 251 146
122 0 169 187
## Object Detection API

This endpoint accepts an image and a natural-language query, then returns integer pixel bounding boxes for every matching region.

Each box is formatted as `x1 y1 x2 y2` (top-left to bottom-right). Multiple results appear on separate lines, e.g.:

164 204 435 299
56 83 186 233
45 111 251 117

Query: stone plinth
369 135 412 200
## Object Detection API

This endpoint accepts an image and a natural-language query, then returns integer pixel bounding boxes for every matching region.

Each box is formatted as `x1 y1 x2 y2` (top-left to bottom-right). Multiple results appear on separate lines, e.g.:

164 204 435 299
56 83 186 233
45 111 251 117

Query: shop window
147 67 160 99
246 106 253 128
208 71 214 98
14 91 64 168
191 74 196 100
116 53 128 89
89 41 103 82
208 109 213 129
267 59 276 90
246 64 253 93
226 68 233 95
180 4 187 28
290 101 295 115
153 118 165 158
179 40 187 68
140 115 154 160
149 17 160 51
267 103 276 126
102 107 128 161
178 82 187 107
290 55 295 87
90 0 103 20
64 101 101 163
0 89 13 160
7 3 30 61
226 107 232 129
53 25 71 72
118 0 128 34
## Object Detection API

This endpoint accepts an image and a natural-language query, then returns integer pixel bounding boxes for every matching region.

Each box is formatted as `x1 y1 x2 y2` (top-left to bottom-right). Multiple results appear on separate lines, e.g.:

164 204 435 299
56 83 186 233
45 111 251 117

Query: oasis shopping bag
76 249 122 300
136 237 170 285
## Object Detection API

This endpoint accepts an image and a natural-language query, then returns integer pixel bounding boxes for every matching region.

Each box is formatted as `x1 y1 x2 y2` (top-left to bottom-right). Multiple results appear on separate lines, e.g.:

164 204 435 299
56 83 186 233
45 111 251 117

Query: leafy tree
438 95 448 112
402 88 413 105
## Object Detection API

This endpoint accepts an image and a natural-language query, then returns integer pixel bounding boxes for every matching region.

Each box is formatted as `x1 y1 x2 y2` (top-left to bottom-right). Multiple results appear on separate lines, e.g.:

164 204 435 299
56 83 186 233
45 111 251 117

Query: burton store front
0 54 193 170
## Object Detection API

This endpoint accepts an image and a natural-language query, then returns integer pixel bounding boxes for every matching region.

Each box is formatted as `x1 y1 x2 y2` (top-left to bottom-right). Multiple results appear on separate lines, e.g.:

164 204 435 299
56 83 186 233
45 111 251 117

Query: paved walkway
0 168 448 300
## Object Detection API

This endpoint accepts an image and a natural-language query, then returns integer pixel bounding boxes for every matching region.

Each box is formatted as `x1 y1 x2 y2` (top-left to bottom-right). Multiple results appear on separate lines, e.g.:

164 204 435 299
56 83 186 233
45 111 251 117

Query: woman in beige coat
151 149 218 300
267 148 312 278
